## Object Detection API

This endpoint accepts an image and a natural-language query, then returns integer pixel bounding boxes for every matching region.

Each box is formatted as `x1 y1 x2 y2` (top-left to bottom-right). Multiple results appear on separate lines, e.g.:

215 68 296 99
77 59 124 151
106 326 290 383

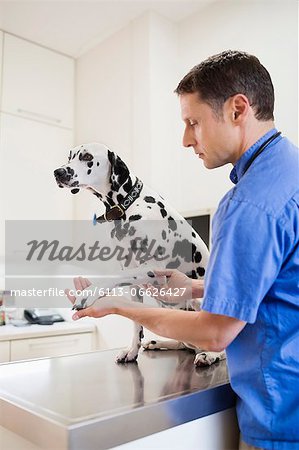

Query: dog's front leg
116 288 144 363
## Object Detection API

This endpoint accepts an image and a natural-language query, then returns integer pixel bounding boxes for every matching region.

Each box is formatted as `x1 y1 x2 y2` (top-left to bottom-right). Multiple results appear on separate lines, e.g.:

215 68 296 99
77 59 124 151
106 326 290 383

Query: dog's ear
107 149 116 167
107 149 130 191
71 188 80 194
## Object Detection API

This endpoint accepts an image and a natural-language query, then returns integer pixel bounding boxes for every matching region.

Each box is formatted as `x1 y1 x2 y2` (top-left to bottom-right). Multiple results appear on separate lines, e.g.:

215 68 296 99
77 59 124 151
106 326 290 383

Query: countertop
0 320 96 341
0 348 236 449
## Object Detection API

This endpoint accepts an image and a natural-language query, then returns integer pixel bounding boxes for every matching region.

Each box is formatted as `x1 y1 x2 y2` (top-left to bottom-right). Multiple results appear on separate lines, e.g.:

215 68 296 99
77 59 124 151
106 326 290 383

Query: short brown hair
175 50 274 121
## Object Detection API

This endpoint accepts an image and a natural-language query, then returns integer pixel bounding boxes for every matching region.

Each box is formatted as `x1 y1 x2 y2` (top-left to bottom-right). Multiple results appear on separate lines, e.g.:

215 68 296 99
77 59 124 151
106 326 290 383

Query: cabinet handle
29 339 79 349
17 108 62 124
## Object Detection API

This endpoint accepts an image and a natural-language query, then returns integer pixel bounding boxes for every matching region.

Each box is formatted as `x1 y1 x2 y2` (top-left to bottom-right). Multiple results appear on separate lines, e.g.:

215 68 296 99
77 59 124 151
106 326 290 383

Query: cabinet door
0 113 74 256
2 34 74 129
10 333 93 361
0 341 10 363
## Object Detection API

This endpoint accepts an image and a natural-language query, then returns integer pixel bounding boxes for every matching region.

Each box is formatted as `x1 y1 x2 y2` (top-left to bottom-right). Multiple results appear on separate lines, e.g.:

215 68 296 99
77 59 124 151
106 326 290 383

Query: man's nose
182 127 196 148
54 167 67 180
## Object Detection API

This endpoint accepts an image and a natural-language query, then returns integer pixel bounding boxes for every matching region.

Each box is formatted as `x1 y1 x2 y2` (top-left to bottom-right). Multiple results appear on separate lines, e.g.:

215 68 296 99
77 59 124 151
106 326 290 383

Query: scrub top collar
230 128 280 185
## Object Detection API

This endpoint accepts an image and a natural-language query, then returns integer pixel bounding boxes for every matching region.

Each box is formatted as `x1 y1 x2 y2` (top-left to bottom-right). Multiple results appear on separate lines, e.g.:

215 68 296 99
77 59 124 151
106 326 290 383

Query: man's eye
82 153 93 161
189 121 197 127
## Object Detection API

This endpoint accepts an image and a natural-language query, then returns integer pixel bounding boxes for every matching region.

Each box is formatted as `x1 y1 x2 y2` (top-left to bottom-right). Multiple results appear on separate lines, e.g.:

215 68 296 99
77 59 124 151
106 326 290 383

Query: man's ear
230 94 250 122
71 188 80 194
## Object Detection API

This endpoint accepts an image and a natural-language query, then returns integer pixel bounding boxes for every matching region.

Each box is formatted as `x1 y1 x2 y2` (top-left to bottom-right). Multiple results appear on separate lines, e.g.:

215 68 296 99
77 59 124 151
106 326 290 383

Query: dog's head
54 143 130 195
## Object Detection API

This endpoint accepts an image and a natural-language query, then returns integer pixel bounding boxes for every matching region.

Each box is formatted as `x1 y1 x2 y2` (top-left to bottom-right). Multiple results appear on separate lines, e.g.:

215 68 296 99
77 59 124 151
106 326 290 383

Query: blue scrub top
202 129 299 450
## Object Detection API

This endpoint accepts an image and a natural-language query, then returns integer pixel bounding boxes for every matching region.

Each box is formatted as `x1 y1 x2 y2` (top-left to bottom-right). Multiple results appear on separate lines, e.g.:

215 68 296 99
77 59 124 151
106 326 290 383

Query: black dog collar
93 178 143 224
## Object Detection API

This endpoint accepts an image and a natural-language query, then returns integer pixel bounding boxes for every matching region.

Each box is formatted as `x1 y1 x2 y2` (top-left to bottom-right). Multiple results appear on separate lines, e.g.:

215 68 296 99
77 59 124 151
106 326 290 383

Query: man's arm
72 295 246 352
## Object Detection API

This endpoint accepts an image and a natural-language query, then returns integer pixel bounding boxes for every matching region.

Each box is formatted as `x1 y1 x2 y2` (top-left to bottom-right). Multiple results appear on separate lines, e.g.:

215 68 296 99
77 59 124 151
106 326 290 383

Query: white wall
177 0 298 212
75 12 181 219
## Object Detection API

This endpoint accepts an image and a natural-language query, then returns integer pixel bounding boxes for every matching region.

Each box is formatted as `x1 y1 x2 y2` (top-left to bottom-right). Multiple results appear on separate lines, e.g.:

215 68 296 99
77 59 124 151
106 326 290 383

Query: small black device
24 309 65 325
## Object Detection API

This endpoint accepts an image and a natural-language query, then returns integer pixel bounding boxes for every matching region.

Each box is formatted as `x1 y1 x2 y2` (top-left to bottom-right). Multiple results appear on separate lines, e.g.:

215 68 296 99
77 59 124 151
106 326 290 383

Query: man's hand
64 276 151 321
144 269 204 303
64 276 116 320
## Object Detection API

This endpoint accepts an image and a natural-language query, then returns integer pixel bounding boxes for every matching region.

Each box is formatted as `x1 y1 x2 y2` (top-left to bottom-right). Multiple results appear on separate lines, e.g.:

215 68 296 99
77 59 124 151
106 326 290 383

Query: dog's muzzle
54 167 67 181
54 168 71 187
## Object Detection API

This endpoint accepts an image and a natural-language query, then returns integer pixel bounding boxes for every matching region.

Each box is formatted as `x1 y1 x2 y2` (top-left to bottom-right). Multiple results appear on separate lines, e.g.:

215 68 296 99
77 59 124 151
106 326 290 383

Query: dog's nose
54 168 67 180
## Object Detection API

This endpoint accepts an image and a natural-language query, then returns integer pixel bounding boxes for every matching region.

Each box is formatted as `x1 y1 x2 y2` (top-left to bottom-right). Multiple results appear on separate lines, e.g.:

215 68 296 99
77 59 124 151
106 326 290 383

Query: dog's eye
82 153 93 162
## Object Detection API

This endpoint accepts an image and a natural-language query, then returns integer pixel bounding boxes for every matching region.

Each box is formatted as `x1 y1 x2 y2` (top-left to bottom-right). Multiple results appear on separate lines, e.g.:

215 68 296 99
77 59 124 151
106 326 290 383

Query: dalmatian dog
54 143 225 367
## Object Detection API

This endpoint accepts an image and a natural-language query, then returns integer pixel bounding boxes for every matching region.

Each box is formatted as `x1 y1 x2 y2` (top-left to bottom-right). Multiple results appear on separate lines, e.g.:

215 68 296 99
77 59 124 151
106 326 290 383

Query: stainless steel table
0 348 236 449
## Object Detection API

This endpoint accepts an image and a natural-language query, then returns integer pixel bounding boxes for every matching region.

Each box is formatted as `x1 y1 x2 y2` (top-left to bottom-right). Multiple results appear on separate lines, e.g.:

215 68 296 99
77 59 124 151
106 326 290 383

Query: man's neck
235 120 275 164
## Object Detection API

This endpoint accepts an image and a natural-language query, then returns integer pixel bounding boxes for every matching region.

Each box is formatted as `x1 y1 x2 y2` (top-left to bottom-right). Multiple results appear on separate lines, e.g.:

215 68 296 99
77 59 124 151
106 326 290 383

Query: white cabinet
0 113 73 220
0 113 74 256
10 333 93 361
1 34 74 129
0 341 10 363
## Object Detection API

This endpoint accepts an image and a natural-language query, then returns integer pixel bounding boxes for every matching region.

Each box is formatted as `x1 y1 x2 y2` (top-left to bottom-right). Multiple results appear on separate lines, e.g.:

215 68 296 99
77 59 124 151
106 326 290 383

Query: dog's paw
142 340 162 351
194 351 225 367
116 348 139 363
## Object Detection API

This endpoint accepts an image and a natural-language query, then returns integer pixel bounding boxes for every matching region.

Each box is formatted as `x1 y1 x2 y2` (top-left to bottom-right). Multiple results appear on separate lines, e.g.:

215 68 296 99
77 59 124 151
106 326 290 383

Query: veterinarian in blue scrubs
67 51 299 450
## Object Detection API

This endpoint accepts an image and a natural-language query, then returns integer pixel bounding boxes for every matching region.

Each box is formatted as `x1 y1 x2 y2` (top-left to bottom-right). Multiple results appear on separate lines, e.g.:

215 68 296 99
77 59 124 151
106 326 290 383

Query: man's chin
203 160 222 170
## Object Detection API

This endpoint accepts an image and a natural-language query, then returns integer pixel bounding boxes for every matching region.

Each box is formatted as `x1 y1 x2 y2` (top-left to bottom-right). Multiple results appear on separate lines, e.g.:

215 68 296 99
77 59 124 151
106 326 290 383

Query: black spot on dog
128 226 136 236
160 209 167 218
156 246 165 256
71 188 80 194
135 289 143 301
162 230 166 240
66 167 74 176
186 270 198 279
79 153 83 161
197 267 205 277
93 192 103 199
111 221 132 241
128 215 142 221
87 161 93 168
97 162 99 166
172 239 193 263
147 271 155 278
144 196 155 203
117 194 123 203
166 258 181 269
87 169 91 175
139 328 144 341
168 217 177 231
147 206 152 209
194 251 202 264
192 231 196 238
157 201 164 208
117 282 132 287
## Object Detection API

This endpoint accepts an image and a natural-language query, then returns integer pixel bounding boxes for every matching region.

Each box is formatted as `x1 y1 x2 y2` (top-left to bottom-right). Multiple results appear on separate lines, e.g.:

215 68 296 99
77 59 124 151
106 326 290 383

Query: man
66 51 299 450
